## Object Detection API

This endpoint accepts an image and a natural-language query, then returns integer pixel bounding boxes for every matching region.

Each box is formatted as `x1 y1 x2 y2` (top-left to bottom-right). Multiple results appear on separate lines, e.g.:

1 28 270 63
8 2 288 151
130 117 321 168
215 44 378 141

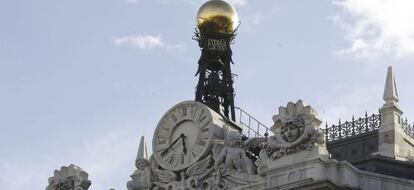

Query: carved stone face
227 131 241 146
136 159 148 170
281 124 301 142
218 164 227 175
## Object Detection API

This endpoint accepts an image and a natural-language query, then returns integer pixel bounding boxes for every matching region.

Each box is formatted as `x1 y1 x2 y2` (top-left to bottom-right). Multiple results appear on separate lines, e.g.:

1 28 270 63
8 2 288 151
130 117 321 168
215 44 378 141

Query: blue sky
1 0 414 189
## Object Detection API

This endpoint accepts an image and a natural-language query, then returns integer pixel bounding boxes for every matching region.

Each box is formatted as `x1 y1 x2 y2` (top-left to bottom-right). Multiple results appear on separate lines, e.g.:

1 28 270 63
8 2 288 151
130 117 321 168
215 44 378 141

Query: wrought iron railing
401 118 414 139
234 107 414 143
323 112 381 143
235 107 270 138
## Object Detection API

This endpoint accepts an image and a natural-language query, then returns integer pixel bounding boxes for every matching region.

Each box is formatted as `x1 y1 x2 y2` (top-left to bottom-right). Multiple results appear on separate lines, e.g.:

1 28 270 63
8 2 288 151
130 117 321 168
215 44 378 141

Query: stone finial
46 164 91 190
383 66 399 104
376 66 414 161
127 136 153 190
136 136 148 162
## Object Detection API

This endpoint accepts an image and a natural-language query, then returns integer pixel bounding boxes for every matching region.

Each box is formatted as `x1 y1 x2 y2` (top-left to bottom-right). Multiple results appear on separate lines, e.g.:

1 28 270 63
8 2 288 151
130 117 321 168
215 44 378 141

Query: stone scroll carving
151 154 214 189
46 164 91 190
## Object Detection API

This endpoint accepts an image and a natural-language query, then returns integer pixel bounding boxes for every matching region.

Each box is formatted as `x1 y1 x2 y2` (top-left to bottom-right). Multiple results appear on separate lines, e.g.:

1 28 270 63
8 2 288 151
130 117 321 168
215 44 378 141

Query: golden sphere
196 0 239 34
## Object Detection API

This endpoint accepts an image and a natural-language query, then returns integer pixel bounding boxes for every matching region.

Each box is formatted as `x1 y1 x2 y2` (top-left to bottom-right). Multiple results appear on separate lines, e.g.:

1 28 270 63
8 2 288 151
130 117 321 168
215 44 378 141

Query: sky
1 0 414 189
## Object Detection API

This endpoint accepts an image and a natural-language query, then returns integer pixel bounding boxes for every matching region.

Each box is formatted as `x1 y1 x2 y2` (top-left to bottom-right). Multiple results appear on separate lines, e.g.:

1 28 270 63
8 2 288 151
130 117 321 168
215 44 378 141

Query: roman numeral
158 129 169 138
155 146 166 152
199 133 209 141
180 153 185 164
161 150 172 160
158 138 167 145
191 106 197 118
191 151 197 159
170 114 178 123
181 106 187 117
198 109 206 122
159 121 171 133
191 147 202 156
201 126 209 133
198 140 206 146
199 115 206 123
198 112 210 128
194 108 205 121
168 154 176 165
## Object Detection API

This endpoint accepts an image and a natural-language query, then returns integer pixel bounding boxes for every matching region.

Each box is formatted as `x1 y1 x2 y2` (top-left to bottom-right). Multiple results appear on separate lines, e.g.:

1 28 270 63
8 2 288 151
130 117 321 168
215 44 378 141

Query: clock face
153 101 214 171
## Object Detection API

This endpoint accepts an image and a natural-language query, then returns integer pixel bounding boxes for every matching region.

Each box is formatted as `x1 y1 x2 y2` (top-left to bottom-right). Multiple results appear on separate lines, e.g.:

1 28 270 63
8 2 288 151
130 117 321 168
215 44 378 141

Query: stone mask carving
263 100 325 160
280 122 303 143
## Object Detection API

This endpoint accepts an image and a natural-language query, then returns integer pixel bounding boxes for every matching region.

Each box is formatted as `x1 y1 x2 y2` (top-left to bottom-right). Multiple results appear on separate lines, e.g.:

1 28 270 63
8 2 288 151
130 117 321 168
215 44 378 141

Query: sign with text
206 39 227 51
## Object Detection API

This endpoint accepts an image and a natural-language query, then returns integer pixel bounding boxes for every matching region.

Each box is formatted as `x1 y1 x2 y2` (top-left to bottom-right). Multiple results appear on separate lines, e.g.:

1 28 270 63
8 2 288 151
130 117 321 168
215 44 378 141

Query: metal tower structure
194 27 237 122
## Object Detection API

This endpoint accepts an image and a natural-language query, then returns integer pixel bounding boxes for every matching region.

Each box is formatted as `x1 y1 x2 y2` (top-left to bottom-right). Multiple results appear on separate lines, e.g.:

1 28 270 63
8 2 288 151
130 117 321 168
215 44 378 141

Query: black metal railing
235 107 270 138
323 112 381 143
401 118 414 139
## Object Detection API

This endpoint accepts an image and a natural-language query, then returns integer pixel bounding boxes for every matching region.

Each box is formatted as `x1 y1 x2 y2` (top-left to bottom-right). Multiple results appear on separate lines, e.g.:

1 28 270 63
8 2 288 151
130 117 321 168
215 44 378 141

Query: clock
152 101 227 171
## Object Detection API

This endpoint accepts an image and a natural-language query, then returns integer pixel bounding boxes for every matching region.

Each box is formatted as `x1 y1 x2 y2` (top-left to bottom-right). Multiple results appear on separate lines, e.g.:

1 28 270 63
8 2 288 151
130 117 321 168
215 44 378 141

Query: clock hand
161 133 184 156
181 134 187 155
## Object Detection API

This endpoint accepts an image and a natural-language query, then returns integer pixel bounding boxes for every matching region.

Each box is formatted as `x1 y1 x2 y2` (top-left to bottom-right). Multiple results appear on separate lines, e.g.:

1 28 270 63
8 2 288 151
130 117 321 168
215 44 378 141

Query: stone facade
46 66 414 190
262 156 414 190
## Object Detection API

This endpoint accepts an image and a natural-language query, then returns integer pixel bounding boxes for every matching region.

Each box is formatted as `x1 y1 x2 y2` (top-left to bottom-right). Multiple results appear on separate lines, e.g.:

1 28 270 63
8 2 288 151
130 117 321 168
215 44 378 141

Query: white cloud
113 35 165 49
113 34 185 51
334 0 414 58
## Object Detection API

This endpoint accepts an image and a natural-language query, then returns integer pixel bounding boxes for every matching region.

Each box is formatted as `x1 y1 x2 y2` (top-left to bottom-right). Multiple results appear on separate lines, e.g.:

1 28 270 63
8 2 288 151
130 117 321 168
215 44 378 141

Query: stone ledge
261 152 414 190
